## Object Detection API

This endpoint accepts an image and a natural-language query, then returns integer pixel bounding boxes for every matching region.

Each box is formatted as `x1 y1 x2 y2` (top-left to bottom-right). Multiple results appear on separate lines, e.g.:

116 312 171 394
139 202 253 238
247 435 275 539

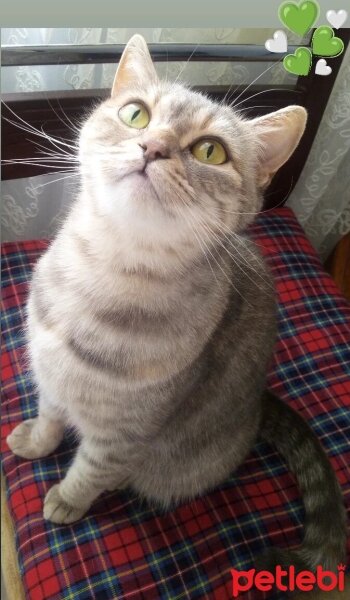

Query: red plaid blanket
1 207 349 600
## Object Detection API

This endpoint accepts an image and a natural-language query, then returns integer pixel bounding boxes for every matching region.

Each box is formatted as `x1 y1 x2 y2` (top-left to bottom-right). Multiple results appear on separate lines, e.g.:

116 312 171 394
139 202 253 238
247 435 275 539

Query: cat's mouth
112 159 170 207
126 164 162 202
140 164 150 178
139 161 161 184
132 163 151 182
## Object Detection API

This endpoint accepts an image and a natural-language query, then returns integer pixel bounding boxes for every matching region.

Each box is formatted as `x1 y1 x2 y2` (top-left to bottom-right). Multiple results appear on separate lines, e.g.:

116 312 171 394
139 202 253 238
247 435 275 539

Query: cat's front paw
7 419 53 460
44 485 89 524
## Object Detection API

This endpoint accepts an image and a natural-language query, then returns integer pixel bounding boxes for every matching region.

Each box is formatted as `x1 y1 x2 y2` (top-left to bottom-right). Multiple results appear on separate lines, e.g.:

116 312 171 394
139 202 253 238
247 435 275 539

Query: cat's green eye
191 139 227 165
119 102 150 129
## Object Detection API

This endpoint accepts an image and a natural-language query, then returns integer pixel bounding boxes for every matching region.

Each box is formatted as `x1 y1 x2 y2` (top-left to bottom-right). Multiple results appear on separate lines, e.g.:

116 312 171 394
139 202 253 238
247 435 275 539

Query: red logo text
231 564 346 597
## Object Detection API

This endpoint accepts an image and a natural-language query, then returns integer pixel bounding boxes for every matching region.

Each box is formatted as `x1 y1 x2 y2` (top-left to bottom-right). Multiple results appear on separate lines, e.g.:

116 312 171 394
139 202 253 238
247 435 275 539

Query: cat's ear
251 106 307 187
112 34 158 97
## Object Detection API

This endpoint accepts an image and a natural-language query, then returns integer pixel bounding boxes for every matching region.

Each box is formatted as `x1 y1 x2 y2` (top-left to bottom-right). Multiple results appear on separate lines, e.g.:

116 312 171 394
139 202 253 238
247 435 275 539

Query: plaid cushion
1 207 349 600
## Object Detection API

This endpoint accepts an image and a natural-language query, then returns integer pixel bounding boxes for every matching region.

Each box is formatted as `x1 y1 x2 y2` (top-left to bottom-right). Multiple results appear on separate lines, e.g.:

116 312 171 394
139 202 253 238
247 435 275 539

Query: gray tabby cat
7 35 346 571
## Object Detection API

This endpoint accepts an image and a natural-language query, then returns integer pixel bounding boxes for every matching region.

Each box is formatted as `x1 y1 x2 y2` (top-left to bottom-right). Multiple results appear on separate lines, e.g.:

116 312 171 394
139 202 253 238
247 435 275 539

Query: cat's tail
259 390 347 572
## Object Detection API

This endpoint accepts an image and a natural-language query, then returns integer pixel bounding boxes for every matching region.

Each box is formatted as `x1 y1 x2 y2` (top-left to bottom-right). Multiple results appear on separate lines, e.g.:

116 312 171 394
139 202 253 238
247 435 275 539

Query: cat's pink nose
139 139 169 161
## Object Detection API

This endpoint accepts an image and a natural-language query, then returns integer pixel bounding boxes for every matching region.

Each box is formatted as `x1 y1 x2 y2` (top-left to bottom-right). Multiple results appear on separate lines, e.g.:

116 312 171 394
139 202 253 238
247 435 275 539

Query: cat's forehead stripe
199 111 217 130
154 94 228 142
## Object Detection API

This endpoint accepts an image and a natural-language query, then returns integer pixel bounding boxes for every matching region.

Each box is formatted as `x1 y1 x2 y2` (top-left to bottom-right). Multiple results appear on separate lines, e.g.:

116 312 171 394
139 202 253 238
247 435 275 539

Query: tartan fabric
1 207 349 600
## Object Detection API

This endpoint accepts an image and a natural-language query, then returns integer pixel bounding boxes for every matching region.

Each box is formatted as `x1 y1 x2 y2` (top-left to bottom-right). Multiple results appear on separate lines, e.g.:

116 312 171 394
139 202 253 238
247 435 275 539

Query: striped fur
7 35 346 570
260 391 346 571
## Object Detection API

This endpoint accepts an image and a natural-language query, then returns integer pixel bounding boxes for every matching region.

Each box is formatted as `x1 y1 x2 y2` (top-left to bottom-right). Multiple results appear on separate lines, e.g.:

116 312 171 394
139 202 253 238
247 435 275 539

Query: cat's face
79 35 306 250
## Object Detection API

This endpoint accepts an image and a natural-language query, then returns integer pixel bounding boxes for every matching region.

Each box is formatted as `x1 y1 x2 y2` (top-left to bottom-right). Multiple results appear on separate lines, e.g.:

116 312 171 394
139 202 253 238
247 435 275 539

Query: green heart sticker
312 26 344 57
279 0 319 37
283 47 312 76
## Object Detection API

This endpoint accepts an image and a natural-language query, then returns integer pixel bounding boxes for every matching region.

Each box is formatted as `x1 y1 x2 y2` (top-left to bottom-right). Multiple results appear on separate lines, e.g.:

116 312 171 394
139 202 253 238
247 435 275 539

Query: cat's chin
100 170 164 212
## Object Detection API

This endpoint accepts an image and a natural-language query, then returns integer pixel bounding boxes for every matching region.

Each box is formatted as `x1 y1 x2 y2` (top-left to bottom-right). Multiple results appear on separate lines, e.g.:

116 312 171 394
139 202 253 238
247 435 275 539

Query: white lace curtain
287 44 350 260
1 28 349 260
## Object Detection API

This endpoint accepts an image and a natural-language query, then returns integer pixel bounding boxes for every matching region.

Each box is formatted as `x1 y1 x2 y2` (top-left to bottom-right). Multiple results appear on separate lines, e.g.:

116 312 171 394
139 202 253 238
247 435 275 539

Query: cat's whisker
170 43 200 89
28 137 78 160
188 207 271 292
162 46 170 85
34 144 79 159
197 208 274 282
29 172 81 191
46 97 81 136
203 208 287 275
216 177 294 217
232 87 297 110
172 187 250 300
183 224 225 294
2 103 79 153
3 114 51 142
55 95 84 134
226 59 283 107
2 110 77 151
2 156 76 163
1 160 78 172
173 182 274 291
232 104 277 117
208 222 274 291
2 155 79 165
35 152 79 162
39 124 79 151
170 194 227 295
221 59 282 104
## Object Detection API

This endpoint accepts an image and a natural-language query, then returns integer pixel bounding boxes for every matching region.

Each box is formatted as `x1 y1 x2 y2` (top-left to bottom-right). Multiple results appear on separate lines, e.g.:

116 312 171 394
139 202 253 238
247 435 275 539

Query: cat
7 34 346 572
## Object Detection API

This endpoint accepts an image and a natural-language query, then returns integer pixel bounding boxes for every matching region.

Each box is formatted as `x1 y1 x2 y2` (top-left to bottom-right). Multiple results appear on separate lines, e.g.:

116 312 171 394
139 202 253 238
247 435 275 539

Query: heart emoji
326 9 348 29
279 0 319 37
283 47 312 76
265 30 288 53
315 58 332 76
312 26 344 57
